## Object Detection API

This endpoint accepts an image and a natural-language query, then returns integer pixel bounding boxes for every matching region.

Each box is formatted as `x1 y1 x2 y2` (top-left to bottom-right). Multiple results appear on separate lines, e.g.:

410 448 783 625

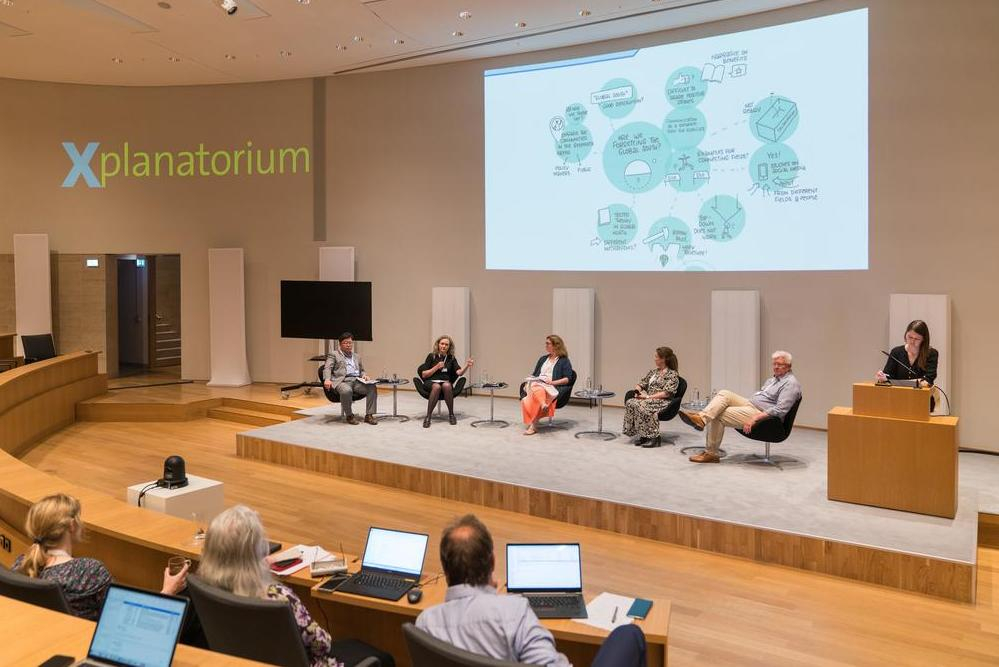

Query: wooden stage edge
236 433 975 603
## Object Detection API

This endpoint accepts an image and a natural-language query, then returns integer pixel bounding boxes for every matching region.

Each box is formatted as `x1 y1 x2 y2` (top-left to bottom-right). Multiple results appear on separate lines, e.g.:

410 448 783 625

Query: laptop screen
506 543 583 592
87 584 188 667
361 526 429 577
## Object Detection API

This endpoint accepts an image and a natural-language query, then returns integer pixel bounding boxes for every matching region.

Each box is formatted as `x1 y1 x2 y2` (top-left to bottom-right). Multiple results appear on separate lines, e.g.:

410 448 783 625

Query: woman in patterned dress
197 505 393 667
12 493 189 620
622 347 680 447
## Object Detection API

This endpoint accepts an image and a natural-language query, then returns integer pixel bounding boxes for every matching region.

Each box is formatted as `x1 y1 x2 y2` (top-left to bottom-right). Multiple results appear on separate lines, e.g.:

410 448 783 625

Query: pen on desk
611 606 618 623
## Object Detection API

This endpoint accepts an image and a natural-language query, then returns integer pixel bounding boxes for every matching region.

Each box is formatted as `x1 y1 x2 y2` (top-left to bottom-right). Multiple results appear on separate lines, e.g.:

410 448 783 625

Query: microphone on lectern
880 350 921 380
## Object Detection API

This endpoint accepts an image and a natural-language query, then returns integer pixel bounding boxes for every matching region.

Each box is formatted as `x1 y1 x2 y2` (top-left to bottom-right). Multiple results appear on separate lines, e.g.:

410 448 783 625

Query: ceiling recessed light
335 44 347 51
168 56 180 62
452 30 463 37
353 35 364 42
111 56 123 64
514 20 527 28
297 0 310 4
393 38 405 45
578 9 591 17
458 10 471 19
224 53 236 60
280 49 292 57
156 1 171 8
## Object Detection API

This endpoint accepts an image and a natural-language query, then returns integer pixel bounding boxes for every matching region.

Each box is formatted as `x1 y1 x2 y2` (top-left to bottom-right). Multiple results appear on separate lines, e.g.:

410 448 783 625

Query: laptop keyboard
353 572 408 590
529 595 581 608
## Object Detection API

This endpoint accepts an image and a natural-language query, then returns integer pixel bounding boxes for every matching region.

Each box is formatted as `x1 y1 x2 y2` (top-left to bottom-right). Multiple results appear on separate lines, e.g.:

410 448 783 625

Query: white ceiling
0 0 815 86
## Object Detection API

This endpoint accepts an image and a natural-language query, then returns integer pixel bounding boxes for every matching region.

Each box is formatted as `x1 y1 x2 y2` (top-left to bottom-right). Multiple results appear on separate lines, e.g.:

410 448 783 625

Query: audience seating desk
828 383 958 518
0 595 265 666
308 568 670 667
0 354 669 666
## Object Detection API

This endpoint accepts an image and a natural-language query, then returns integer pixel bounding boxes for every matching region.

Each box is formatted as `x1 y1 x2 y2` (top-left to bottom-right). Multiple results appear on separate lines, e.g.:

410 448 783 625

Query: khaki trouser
700 389 764 454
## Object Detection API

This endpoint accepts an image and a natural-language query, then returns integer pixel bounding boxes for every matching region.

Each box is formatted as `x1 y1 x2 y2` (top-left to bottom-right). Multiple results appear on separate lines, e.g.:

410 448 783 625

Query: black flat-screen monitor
280 280 372 341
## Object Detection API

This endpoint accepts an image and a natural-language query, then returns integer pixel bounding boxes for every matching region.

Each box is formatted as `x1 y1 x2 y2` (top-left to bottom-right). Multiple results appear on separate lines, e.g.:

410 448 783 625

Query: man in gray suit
322 332 378 425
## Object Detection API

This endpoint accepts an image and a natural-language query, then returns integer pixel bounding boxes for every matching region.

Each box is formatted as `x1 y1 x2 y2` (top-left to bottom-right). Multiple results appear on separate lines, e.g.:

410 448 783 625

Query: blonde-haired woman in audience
197 505 393 667
12 493 188 620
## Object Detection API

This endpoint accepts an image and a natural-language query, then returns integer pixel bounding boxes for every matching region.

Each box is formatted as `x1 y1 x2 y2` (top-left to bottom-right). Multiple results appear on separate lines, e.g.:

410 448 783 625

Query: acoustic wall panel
13 234 53 358
889 293 950 415
207 248 251 387
319 247 355 281
432 288 471 361
711 290 760 399
553 288 595 389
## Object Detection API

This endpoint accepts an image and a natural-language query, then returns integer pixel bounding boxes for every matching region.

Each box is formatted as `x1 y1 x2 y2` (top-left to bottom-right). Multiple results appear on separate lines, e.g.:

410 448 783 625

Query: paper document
579 592 636 631
268 544 334 576
524 376 558 398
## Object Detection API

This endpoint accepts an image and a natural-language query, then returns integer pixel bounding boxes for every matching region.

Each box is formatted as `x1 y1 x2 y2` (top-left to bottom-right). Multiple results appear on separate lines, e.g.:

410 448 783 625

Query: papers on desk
268 545 335 576
579 592 636 631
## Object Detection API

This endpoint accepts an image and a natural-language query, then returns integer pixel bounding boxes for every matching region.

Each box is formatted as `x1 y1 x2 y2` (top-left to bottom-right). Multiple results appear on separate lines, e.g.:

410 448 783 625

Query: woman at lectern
521 334 573 435
876 319 938 388
11 493 189 620
418 335 474 428
623 347 681 447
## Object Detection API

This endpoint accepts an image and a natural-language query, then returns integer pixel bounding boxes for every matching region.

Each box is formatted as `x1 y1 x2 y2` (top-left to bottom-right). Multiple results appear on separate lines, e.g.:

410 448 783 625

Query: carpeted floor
242 391 998 564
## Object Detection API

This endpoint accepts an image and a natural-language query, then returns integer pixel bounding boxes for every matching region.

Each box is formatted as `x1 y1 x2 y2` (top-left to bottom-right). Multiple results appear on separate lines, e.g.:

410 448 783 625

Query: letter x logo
61 141 101 188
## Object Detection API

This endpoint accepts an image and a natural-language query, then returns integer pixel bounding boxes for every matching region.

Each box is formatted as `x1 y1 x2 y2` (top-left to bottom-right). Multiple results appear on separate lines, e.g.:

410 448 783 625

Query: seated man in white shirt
415 514 646 667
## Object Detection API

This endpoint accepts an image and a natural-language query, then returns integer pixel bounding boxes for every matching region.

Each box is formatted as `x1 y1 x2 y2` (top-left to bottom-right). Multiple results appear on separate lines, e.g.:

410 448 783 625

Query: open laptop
506 543 587 619
334 526 429 601
72 583 188 667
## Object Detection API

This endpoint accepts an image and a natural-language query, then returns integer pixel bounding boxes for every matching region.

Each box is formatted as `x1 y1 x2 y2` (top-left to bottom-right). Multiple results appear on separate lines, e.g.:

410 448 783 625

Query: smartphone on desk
627 598 653 620
270 557 302 572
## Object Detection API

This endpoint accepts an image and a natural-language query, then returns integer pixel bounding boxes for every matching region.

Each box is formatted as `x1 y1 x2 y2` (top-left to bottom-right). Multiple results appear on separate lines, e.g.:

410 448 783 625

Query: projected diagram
485 8 867 271
547 60 805 269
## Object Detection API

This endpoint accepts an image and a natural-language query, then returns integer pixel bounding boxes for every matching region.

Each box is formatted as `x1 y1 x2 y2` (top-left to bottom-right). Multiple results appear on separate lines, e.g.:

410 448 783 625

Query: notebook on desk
506 543 587 619
334 526 429 601
71 583 188 667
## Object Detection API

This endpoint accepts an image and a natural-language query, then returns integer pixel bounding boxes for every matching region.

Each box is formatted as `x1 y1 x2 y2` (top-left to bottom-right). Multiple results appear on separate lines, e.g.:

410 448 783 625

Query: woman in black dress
418 335 474 427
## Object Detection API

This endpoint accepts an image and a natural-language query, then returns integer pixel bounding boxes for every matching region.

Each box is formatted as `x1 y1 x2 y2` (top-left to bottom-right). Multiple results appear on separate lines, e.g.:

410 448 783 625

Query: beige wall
0 255 13 335
1 0 997 447
52 254 108 373
325 0 999 447
0 77 322 383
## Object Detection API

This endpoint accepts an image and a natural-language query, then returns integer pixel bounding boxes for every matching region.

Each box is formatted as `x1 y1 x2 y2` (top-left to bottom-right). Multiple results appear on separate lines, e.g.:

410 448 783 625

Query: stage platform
233 390 999 603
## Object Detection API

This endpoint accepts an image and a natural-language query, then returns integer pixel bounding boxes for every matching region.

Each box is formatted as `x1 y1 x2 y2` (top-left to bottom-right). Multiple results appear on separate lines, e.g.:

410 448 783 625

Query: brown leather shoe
345 415 361 425
678 410 706 431
688 451 720 463
364 415 378 425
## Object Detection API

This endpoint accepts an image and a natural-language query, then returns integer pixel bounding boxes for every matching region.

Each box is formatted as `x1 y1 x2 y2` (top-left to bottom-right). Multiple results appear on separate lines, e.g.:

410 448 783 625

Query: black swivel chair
734 397 803 469
0 566 73 614
518 370 577 429
403 623 525 667
187 575 380 667
21 333 57 364
623 375 687 447
318 365 369 418
413 374 468 421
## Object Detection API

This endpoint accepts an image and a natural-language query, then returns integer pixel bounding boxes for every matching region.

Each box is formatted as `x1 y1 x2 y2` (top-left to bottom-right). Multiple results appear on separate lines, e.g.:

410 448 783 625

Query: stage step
208 406 293 427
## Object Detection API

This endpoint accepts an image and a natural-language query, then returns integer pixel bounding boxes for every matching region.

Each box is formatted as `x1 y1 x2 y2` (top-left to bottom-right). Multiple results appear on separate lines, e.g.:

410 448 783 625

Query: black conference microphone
879 350 922 380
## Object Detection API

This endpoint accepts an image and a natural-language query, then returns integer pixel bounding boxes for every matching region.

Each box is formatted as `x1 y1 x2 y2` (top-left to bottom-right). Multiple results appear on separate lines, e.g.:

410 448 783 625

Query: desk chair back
186 574 310 667
402 623 525 667
0 566 73 614
737 396 802 444
21 333 56 364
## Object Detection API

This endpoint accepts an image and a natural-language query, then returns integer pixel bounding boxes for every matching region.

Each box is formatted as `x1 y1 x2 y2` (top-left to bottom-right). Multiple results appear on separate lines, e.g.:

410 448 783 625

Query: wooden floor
19 394 999 665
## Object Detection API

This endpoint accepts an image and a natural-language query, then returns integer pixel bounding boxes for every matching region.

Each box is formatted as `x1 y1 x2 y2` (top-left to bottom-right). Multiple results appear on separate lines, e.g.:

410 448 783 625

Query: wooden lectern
828 383 958 518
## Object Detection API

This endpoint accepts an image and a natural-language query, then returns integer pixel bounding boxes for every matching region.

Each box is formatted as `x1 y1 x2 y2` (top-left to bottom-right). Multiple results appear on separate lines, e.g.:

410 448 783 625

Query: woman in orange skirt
521 334 573 435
